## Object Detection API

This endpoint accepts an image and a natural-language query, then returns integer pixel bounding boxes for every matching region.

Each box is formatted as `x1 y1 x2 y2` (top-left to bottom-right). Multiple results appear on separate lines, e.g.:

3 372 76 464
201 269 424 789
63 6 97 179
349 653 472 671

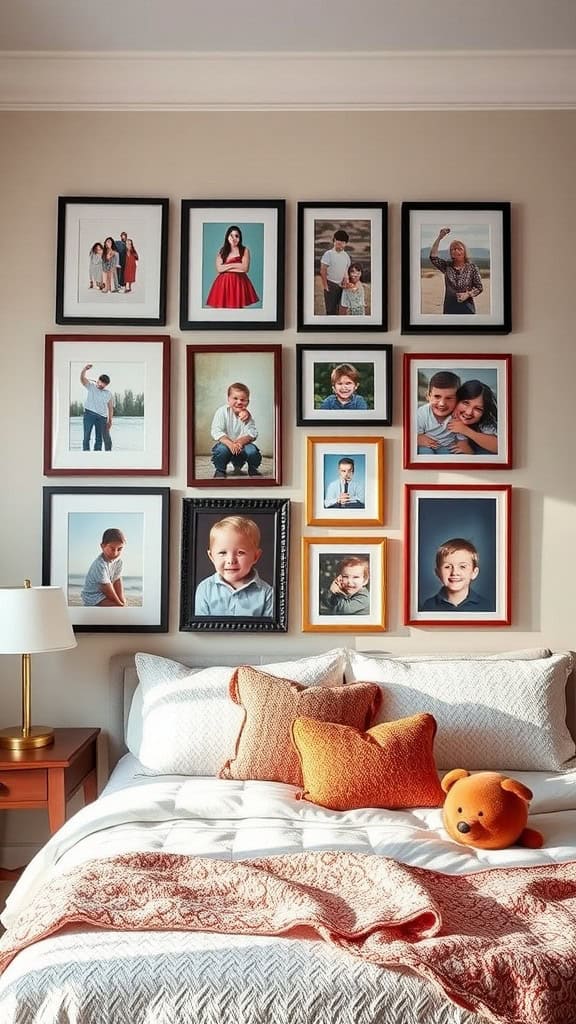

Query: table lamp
0 580 77 750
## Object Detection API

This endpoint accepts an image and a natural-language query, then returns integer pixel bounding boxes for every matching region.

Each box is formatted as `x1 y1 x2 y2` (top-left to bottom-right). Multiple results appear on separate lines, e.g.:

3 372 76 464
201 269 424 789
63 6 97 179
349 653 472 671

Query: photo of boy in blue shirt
194 515 273 618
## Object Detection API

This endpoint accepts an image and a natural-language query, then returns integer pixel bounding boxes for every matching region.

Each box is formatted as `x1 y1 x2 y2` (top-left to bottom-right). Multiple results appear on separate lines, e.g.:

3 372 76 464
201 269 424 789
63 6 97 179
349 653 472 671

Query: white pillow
345 651 575 771
134 649 347 775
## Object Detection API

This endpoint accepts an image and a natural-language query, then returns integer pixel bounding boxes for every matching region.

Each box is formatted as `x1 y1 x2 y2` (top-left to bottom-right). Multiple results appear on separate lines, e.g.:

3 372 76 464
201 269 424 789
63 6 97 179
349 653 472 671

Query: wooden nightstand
0 727 100 879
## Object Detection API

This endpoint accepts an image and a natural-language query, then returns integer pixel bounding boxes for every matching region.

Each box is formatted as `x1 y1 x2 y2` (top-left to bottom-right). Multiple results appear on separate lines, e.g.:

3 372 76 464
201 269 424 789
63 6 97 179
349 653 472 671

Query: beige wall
0 109 574 854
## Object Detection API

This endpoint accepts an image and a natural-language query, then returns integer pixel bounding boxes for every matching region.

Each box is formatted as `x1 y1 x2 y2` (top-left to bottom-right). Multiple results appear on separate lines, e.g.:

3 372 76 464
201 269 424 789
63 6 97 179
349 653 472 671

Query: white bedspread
1 755 575 1024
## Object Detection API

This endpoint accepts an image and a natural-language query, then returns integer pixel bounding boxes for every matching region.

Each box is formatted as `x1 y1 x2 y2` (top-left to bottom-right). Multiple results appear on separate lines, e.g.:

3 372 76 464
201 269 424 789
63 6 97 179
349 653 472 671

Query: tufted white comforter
1 754 575 1024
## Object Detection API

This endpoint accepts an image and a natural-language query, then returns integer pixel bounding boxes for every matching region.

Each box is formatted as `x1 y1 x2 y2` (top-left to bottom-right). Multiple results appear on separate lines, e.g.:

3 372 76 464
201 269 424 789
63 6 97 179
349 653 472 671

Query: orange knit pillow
291 713 445 810
219 665 381 786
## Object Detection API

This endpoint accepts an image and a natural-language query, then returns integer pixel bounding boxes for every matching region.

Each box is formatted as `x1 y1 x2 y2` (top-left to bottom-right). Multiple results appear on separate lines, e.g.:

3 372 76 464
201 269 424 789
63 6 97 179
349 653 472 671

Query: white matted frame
403 353 511 469
44 334 170 476
42 486 170 633
296 343 392 426
302 536 387 633
306 436 385 527
56 197 168 326
401 202 511 335
297 202 387 331
180 200 285 330
404 483 511 628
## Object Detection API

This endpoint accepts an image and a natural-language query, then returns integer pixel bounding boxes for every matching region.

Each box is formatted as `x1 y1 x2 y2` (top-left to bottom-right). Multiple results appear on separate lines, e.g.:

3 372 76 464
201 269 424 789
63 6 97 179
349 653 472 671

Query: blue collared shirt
194 570 274 618
420 587 493 612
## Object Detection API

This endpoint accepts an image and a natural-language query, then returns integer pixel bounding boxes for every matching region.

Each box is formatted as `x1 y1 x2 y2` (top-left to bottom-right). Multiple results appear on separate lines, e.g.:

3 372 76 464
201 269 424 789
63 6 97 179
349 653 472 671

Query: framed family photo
179 497 290 632
404 484 511 627
401 202 511 335
186 345 282 487
297 202 387 331
56 197 169 326
301 537 387 633
42 486 170 633
180 199 285 330
403 353 512 469
296 343 392 427
44 334 170 475
306 436 385 527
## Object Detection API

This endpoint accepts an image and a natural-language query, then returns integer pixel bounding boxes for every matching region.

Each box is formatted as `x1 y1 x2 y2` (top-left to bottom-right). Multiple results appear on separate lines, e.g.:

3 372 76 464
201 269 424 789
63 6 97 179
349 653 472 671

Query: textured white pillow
134 649 347 775
345 651 575 771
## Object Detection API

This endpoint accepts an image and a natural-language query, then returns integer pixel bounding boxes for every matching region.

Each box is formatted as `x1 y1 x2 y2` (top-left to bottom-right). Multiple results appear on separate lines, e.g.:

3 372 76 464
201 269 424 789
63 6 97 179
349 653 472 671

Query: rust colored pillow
291 713 445 810
219 665 381 786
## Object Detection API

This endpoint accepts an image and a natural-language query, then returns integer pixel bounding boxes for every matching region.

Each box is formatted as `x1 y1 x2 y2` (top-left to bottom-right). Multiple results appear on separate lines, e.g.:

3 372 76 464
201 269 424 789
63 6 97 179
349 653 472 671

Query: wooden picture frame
180 199 285 330
403 353 512 469
301 536 387 633
44 334 170 476
297 201 387 331
42 486 170 633
401 202 511 335
180 497 289 632
56 196 168 326
186 345 282 487
404 484 511 627
296 343 392 427
306 436 385 527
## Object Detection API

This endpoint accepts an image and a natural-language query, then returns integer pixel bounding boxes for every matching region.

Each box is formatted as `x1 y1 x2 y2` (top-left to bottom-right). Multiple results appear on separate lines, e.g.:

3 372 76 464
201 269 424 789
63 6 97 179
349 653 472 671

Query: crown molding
0 50 575 110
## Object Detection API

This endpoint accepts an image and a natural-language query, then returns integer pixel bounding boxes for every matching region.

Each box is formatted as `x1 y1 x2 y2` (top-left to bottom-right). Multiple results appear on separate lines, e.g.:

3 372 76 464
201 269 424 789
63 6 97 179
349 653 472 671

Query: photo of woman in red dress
205 225 260 309
123 238 139 293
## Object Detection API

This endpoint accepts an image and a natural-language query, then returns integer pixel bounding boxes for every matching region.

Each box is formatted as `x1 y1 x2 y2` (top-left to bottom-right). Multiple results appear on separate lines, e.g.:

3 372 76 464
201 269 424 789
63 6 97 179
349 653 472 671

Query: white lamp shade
0 586 77 654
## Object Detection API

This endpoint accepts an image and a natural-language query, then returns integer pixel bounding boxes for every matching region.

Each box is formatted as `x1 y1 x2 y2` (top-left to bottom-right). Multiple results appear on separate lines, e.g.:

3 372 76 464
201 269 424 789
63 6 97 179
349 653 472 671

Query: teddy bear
441 768 544 850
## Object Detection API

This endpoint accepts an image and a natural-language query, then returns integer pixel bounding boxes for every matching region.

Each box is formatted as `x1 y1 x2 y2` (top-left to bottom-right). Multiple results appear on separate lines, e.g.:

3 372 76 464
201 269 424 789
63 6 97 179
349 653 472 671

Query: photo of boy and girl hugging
316 225 371 317
417 369 498 456
89 232 139 294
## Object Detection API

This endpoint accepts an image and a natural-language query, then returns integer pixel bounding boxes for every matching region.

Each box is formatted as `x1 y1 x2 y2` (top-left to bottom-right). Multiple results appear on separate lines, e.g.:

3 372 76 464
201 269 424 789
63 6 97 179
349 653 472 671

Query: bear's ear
441 768 470 794
500 777 533 803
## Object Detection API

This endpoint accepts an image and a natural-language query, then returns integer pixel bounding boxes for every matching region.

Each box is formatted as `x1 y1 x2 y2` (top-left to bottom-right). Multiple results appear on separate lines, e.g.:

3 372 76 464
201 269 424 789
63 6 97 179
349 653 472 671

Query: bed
0 646 575 1024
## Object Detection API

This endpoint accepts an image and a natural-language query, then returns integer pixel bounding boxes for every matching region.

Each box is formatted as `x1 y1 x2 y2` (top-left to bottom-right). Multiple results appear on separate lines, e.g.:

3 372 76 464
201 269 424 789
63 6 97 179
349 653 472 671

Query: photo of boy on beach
67 511 144 607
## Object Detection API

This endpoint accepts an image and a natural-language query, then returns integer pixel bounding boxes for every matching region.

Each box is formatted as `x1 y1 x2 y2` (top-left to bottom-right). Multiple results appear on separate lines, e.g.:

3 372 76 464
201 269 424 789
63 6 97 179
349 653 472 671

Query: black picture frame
297 201 388 331
180 199 285 330
401 202 511 335
296 343 393 427
56 196 169 326
180 497 290 632
42 486 170 633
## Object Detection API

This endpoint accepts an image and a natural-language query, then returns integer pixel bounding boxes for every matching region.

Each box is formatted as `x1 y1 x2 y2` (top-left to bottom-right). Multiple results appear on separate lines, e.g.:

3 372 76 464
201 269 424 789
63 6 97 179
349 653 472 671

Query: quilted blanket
1 850 575 1024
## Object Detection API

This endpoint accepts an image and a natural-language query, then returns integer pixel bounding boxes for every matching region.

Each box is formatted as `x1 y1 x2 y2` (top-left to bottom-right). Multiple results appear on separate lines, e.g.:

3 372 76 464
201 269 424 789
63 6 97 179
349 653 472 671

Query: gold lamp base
0 726 55 751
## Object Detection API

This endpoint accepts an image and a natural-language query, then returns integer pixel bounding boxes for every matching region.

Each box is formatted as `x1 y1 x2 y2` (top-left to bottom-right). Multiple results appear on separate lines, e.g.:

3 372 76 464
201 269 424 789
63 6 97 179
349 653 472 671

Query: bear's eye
457 807 462 814
478 811 484 817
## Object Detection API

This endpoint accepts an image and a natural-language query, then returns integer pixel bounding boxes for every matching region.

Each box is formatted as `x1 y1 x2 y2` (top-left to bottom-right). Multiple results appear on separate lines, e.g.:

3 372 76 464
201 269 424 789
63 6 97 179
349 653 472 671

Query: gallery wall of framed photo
41 192 517 637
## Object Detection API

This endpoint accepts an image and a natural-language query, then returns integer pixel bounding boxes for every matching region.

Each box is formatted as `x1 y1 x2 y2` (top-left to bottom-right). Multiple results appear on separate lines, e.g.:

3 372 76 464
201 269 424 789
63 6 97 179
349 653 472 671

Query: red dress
124 250 138 285
205 256 259 309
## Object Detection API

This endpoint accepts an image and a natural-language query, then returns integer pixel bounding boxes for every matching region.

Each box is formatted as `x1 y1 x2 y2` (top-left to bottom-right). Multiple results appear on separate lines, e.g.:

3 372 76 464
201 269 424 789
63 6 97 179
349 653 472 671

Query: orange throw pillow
220 665 381 786
291 713 445 810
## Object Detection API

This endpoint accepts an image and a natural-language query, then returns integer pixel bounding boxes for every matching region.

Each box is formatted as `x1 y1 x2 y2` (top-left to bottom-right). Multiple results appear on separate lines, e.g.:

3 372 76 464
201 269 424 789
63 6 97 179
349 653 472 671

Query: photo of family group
56 197 168 326
403 354 511 469
297 202 387 331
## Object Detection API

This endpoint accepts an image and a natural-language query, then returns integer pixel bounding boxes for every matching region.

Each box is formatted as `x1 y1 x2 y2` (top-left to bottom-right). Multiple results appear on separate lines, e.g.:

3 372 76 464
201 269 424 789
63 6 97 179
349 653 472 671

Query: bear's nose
457 821 471 834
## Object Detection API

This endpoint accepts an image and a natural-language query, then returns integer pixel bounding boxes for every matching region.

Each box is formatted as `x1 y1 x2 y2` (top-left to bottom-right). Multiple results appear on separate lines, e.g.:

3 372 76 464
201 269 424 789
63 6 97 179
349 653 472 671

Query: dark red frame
186 344 282 488
403 353 512 470
404 483 512 628
44 334 170 477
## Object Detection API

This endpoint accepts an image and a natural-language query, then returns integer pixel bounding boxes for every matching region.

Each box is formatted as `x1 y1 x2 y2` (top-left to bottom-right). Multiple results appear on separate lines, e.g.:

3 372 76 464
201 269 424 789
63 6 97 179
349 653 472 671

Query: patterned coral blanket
1 850 575 1024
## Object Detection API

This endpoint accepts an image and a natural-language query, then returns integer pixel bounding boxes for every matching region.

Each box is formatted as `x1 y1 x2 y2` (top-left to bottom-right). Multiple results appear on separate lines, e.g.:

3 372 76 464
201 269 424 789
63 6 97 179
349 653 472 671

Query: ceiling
2 0 576 53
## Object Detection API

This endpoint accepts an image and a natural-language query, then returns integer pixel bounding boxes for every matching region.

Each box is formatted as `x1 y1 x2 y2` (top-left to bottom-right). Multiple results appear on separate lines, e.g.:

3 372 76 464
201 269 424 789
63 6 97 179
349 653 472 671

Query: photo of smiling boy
324 555 370 615
194 515 273 618
320 363 368 411
421 538 491 612
416 370 462 455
